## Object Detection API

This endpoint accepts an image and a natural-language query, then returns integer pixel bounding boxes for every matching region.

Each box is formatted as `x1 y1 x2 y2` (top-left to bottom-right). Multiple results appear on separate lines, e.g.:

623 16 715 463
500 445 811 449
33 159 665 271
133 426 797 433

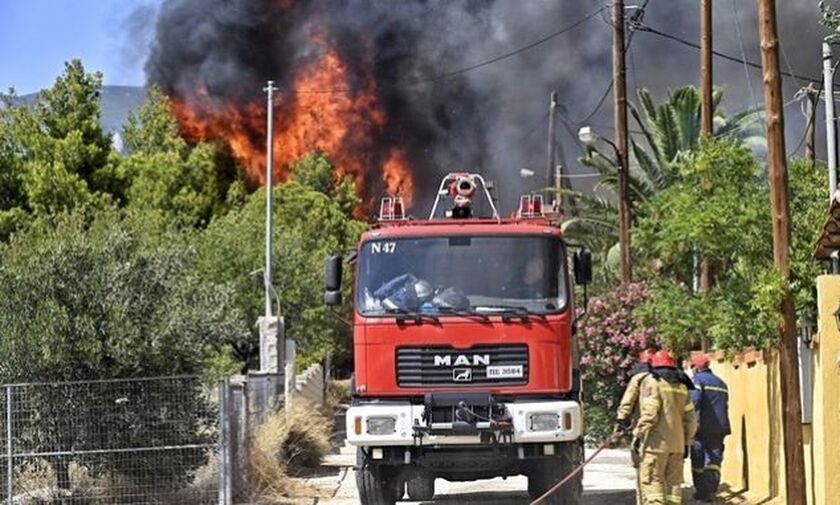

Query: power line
576 0 651 125
634 22 829 87
294 5 608 94
731 0 759 110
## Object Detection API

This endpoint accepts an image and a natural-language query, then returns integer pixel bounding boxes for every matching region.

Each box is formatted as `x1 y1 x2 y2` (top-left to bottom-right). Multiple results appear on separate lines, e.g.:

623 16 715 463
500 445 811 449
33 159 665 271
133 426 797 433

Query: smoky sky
144 0 834 213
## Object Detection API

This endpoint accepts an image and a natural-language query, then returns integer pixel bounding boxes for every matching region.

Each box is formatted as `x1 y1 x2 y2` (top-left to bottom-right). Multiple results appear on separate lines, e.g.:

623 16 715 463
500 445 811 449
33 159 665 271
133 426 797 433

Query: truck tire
527 444 583 505
356 449 398 505
406 474 435 501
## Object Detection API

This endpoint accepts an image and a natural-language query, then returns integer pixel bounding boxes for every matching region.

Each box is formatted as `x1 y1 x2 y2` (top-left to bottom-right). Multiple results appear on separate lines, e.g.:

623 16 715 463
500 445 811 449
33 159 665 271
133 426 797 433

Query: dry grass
247 403 333 503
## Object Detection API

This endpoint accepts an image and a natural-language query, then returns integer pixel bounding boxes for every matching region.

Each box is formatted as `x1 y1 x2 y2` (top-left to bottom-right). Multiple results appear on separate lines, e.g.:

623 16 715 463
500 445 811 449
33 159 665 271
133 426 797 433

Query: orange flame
169 23 414 208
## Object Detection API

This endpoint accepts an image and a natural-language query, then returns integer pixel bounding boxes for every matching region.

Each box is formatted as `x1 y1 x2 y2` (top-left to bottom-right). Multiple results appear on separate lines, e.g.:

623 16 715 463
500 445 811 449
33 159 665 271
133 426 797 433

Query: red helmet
651 349 676 368
690 353 710 369
638 349 656 364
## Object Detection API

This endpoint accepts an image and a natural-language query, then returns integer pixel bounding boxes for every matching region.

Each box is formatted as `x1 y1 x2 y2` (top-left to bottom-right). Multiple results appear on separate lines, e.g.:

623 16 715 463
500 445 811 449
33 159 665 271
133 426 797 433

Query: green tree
789 158 829 314
122 85 187 157
196 153 365 368
565 86 764 278
0 60 117 237
633 139 828 352
0 207 245 491
119 86 238 227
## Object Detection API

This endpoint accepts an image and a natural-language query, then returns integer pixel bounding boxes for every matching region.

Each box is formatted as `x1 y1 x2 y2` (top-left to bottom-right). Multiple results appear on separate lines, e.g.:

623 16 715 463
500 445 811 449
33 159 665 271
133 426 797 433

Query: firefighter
614 348 656 505
689 353 730 502
616 348 657 429
634 350 697 505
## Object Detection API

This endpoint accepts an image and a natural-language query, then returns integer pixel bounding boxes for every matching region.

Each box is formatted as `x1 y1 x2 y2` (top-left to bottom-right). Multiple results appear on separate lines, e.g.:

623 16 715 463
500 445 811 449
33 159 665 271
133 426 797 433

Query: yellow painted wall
704 275 840 505
811 275 840 505
706 350 783 502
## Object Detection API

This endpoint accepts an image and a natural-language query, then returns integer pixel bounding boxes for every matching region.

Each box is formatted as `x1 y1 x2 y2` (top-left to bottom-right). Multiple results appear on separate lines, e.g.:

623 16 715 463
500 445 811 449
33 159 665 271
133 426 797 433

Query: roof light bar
379 197 406 221
518 194 545 218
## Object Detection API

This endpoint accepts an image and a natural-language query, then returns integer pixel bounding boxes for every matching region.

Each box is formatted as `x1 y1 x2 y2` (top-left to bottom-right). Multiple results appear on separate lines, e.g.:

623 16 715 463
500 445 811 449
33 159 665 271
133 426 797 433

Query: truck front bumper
345 400 581 446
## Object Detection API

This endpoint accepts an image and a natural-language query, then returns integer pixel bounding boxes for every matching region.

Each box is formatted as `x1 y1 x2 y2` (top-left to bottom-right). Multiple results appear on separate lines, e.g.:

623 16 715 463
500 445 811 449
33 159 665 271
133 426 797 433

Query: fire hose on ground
529 429 624 505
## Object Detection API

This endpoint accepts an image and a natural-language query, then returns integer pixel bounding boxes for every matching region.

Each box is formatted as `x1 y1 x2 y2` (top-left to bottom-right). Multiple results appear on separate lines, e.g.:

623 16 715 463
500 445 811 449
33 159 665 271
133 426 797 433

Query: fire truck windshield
356 235 568 316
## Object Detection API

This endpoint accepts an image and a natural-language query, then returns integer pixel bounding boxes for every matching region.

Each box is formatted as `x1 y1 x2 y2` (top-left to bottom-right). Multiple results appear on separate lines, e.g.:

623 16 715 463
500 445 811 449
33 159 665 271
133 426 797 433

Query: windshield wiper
473 305 547 322
434 307 491 322
384 307 440 325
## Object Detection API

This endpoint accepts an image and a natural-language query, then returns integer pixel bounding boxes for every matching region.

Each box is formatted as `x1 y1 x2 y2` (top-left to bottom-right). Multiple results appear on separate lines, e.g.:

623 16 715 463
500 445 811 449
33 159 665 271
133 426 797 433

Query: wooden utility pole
701 0 714 136
805 84 818 166
613 0 632 285
698 0 714 352
757 1 807 503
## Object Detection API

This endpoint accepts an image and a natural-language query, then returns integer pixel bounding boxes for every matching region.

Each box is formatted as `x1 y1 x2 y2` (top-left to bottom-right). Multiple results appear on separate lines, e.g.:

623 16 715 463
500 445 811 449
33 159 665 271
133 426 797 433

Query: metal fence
0 376 220 505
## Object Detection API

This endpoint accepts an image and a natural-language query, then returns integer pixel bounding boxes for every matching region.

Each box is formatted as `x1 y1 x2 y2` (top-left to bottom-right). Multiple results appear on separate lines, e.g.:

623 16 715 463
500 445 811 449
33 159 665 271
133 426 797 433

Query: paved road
307 446 640 505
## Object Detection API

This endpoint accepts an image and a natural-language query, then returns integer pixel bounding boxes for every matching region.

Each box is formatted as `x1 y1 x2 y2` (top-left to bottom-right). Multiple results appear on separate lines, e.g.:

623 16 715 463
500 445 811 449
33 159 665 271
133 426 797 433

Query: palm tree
563 86 764 274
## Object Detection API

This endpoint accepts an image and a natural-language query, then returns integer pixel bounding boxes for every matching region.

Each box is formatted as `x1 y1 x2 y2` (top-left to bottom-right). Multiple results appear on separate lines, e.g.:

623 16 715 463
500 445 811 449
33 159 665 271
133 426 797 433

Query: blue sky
0 0 161 94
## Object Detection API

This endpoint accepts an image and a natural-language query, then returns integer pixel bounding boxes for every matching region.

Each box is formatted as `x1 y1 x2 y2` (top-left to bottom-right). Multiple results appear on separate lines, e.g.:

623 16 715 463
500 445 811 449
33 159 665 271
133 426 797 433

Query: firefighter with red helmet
689 353 730 502
616 348 657 428
615 348 657 505
634 350 698 505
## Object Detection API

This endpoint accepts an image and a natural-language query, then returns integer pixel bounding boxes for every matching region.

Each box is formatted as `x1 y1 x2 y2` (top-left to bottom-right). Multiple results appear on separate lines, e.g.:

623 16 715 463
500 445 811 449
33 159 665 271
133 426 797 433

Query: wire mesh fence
0 376 220 505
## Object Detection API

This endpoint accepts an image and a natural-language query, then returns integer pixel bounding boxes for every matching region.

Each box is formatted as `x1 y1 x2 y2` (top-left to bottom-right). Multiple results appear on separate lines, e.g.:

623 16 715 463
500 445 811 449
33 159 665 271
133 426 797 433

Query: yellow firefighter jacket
617 370 650 422
633 372 698 454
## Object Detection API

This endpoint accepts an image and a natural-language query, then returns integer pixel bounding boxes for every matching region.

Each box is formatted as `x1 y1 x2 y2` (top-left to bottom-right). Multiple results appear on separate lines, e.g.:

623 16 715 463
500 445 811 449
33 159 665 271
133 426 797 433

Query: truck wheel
406 474 435 501
356 448 398 505
527 444 583 505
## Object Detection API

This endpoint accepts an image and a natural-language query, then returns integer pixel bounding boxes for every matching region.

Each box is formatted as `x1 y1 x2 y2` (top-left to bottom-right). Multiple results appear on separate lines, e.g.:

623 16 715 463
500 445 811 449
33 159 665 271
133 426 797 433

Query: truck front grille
396 344 529 388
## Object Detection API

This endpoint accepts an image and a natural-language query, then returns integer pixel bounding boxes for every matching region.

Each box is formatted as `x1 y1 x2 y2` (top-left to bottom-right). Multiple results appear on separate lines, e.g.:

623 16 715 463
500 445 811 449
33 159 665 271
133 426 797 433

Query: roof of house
814 190 840 259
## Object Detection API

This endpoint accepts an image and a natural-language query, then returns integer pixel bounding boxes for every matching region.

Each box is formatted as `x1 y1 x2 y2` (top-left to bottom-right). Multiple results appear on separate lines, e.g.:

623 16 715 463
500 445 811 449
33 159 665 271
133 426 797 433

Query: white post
261 81 283 374
263 80 276 321
824 42 837 202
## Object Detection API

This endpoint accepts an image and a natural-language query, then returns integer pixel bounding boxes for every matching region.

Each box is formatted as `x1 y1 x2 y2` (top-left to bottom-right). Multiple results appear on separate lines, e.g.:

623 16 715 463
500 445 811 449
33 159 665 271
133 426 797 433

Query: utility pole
824 42 838 200
701 0 714 137
805 84 818 166
757 2 806 504
264 80 277 323
260 80 287 383
613 0 632 285
698 0 714 352
547 91 558 198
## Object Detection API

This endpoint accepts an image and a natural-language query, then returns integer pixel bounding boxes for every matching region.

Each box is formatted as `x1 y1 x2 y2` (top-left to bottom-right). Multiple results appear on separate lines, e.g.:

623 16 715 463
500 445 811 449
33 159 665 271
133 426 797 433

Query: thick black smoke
145 0 834 213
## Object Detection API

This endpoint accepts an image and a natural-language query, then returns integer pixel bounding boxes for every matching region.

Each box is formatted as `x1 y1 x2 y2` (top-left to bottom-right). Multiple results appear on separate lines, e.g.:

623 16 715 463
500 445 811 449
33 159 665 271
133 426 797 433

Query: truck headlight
528 412 559 432
366 416 397 435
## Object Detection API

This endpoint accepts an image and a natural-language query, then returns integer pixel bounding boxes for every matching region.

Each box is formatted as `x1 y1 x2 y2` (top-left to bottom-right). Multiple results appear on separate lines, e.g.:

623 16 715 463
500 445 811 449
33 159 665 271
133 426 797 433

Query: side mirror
324 254 343 306
573 249 593 285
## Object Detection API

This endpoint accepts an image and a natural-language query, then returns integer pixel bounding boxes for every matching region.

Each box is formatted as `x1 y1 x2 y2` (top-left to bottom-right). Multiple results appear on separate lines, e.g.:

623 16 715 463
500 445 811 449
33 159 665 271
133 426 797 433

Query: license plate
486 365 523 378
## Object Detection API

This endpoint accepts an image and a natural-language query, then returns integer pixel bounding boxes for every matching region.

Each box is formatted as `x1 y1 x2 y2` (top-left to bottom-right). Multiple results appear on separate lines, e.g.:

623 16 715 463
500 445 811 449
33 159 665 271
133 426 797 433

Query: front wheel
527 443 583 505
356 448 399 505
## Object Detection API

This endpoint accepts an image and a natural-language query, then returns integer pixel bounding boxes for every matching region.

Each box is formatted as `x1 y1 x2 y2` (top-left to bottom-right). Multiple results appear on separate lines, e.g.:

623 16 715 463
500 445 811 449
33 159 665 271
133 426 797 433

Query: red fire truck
324 173 592 505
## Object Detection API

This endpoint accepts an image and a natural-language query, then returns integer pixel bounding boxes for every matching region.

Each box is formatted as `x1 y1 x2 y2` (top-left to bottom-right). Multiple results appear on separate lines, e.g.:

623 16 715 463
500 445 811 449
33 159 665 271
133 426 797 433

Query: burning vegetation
144 0 602 211
150 1 426 207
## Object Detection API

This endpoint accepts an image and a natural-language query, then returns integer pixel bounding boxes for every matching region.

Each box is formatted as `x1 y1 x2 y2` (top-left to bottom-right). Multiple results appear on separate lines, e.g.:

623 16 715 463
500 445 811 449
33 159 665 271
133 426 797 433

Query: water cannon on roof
429 173 499 220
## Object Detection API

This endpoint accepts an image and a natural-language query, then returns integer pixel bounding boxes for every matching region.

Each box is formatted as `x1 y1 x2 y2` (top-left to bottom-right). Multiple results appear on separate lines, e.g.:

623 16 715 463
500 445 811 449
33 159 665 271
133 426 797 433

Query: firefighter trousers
691 436 724 499
631 442 643 505
639 451 684 505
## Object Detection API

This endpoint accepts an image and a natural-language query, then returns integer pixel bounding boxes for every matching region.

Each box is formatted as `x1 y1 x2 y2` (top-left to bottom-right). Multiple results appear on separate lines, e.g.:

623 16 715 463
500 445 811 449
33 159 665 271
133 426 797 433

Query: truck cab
325 173 592 505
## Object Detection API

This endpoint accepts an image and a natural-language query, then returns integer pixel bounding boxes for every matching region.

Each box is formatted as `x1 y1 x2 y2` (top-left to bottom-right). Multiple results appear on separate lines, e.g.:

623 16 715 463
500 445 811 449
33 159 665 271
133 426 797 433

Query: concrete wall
295 363 325 407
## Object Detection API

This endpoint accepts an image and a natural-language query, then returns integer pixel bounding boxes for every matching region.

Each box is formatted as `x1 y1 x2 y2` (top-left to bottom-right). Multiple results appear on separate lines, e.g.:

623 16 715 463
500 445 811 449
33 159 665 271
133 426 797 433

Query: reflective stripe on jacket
634 371 698 454
691 368 731 436
617 368 650 422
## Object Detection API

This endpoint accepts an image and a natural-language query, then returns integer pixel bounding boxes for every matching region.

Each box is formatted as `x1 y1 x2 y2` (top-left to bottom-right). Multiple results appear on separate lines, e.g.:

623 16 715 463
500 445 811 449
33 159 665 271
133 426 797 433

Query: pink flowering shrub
579 282 659 442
